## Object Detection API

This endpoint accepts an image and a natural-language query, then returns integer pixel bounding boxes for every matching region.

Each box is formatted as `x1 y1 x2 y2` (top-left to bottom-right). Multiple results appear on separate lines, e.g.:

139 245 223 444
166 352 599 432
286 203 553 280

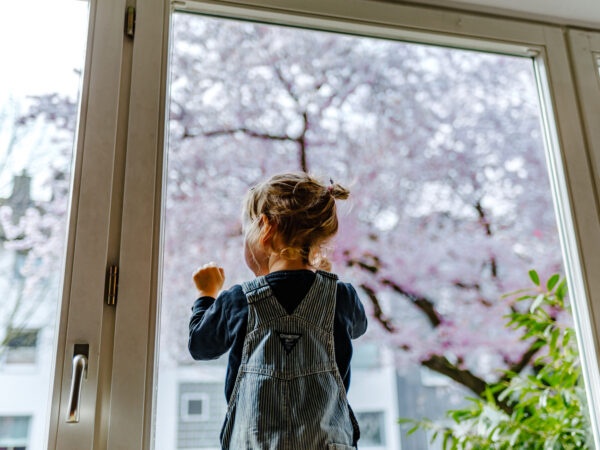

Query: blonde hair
243 172 350 270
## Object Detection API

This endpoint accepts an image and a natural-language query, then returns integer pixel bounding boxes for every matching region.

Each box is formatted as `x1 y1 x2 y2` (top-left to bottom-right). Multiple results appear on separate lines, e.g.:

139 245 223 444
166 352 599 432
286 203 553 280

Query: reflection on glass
155 13 588 450
0 1 88 449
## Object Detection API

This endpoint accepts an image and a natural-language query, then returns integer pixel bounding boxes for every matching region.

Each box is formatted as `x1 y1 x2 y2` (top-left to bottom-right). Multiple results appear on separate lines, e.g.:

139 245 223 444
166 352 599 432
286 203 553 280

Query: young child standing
189 172 368 450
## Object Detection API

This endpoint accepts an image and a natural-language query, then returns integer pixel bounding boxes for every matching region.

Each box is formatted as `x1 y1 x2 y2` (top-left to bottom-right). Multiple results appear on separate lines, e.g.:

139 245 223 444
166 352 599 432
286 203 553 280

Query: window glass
154 12 588 450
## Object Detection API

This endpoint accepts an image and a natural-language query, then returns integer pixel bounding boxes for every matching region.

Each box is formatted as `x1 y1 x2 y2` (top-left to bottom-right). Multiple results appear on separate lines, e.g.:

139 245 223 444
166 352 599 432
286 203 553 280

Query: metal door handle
66 353 88 423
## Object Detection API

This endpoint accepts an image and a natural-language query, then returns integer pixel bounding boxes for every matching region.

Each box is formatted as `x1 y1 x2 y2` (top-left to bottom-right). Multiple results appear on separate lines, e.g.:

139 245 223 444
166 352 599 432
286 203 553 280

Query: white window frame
93 1 600 448
45 0 135 448
180 393 209 422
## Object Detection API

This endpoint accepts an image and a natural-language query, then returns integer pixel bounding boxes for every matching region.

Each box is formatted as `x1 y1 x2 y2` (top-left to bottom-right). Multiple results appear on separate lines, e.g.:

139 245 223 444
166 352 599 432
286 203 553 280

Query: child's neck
267 254 312 273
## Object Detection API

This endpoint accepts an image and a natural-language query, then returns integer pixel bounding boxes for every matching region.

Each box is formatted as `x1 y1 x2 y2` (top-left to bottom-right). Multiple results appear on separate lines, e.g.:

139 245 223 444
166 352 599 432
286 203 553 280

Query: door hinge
125 6 136 38
107 265 119 306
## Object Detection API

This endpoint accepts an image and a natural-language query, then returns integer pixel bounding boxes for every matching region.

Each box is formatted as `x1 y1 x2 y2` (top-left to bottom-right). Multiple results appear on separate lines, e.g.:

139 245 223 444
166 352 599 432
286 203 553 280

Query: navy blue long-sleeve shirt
189 269 368 402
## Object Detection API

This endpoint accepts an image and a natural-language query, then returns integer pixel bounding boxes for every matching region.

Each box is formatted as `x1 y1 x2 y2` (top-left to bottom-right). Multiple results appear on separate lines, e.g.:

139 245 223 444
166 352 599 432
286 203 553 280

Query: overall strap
241 276 288 330
241 276 271 304
293 271 338 332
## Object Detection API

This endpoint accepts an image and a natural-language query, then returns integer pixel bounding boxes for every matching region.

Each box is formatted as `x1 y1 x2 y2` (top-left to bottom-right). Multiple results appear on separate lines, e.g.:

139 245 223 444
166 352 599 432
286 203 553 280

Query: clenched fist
192 262 225 298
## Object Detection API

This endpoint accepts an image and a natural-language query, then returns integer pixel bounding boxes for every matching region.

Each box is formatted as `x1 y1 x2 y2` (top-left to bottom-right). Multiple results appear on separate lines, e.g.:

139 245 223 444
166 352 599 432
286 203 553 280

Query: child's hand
192 262 225 298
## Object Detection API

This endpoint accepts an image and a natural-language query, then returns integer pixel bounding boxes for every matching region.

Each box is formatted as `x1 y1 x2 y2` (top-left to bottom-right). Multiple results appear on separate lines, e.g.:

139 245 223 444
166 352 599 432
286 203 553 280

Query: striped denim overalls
220 271 359 450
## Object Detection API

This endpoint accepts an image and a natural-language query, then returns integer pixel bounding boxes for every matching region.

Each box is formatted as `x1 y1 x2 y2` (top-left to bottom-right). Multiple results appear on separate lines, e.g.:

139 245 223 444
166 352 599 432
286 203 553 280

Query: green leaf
407 424 420 435
556 280 568 301
501 288 529 298
443 433 451 449
509 429 521 446
563 330 572 348
547 274 560 291
530 294 545 313
529 269 540 286
550 329 559 352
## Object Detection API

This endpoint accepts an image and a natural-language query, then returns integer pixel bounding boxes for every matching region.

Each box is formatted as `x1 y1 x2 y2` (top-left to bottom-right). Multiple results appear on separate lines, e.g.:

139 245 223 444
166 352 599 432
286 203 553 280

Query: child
189 172 368 450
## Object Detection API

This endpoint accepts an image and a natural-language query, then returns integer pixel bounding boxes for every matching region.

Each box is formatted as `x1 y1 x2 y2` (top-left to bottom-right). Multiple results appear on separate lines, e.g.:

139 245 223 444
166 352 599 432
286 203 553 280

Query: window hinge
125 6 136 38
107 265 119 306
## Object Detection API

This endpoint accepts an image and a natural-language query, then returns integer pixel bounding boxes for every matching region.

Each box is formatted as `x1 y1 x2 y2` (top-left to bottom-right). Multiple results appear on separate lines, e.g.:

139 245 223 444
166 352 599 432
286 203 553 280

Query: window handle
66 350 88 423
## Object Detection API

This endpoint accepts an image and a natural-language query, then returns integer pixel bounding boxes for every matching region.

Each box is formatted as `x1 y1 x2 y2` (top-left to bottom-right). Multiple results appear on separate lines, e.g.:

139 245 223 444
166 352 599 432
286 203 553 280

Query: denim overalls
220 271 359 450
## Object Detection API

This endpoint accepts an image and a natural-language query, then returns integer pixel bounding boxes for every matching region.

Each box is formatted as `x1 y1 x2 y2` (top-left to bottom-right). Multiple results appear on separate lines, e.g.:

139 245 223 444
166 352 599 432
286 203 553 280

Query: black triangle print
276 332 302 355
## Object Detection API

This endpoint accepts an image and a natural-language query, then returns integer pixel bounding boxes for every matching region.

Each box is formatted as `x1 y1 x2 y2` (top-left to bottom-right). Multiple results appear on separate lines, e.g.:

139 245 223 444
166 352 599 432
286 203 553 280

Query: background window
2 330 38 364
351 343 382 370
0 416 30 450
177 382 225 448
180 393 209 422
355 411 386 447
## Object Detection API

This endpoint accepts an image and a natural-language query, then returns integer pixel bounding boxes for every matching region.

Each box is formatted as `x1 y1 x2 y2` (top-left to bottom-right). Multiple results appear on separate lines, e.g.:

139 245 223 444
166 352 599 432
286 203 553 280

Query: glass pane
0 1 88 449
155 13 593 450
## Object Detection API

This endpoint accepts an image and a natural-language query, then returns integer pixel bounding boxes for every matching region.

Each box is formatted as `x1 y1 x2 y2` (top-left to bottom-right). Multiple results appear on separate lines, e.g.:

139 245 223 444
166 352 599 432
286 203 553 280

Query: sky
0 0 88 198
0 0 88 100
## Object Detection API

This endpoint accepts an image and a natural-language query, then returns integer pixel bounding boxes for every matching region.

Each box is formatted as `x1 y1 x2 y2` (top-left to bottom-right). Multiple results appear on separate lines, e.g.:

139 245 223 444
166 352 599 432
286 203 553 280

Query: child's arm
189 262 229 360
188 295 230 360
335 282 368 339
346 283 368 338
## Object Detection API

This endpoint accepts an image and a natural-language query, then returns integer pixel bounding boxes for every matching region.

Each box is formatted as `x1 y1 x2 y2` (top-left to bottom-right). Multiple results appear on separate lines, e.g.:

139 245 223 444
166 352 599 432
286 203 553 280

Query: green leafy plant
401 271 593 449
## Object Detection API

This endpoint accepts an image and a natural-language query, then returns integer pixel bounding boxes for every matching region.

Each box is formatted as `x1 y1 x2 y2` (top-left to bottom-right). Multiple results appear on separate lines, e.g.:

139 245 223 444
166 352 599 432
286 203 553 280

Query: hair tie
327 178 334 194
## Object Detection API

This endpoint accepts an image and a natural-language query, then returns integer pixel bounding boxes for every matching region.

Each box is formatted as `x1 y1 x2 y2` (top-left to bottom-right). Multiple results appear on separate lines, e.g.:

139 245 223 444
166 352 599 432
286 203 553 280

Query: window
352 343 381 370
0 416 30 450
176 382 225 448
180 393 209 422
2 330 38 364
355 411 386 447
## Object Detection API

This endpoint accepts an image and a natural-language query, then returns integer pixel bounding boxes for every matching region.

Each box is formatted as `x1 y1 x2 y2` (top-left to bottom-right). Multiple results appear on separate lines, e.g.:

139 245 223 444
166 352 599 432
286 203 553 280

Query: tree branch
347 256 442 327
501 338 544 381
272 65 309 172
475 199 498 278
380 278 442 327
361 276 517 413
348 253 528 412
273 64 300 104
299 111 308 173
360 283 397 334
422 354 513 414
453 281 493 307
202 127 294 142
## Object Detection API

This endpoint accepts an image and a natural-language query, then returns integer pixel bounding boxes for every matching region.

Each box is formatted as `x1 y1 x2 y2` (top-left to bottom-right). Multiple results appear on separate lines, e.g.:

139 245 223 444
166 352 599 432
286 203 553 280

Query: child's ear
259 214 276 247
